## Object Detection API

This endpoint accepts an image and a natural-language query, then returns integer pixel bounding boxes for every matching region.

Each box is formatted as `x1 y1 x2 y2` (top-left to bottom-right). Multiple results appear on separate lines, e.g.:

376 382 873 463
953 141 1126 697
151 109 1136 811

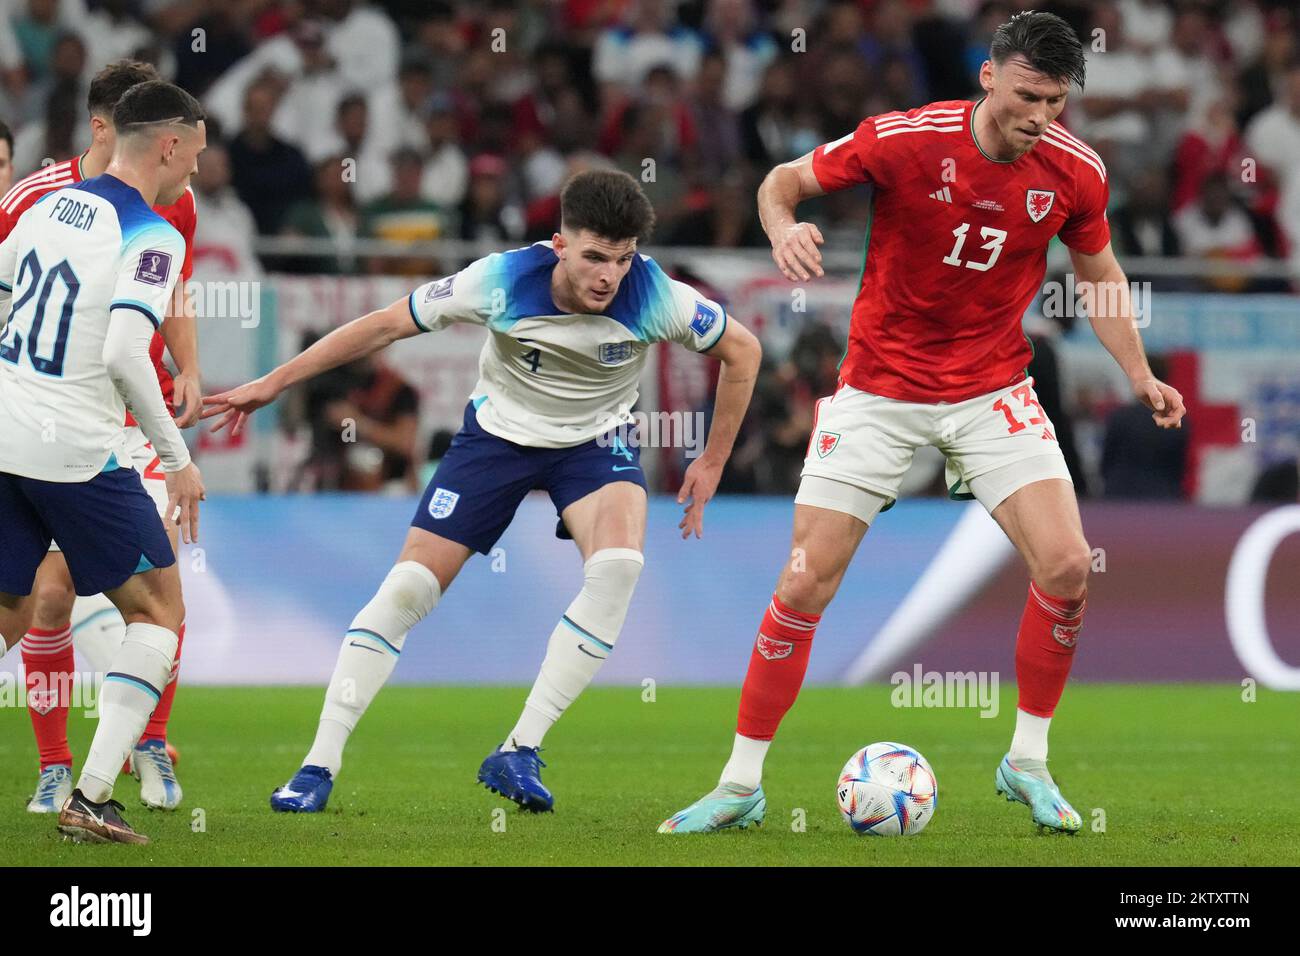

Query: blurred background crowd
0 0 1296 502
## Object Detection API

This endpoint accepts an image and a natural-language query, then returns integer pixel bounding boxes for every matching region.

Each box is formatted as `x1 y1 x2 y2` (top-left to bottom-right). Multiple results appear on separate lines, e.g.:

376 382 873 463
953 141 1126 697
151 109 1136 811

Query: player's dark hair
990 11 1087 90
87 60 161 119
0 118 12 157
559 169 656 243
113 80 205 133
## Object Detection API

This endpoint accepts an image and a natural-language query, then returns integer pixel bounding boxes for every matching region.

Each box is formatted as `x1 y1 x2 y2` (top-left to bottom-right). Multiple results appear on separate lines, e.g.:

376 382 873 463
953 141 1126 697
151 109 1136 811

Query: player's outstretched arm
201 295 420 435
678 319 762 539
758 149 827 282
1071 242 1186 429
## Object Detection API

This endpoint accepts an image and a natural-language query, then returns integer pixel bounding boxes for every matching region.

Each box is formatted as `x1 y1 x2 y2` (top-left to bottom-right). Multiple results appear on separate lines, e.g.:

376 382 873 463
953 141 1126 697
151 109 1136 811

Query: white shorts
795 378 1072 525
49 427 170 552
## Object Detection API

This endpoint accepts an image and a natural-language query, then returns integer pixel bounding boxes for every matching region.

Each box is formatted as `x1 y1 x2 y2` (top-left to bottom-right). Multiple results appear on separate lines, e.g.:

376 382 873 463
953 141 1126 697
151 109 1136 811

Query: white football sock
71 591 126 676
1009 708 1051 762
720 734 771 790
78 623 178 802
503 548 643 751
303 561 441 775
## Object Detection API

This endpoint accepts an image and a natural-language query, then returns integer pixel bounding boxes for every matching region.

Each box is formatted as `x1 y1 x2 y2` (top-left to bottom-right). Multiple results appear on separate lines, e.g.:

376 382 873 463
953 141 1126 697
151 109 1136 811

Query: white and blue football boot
477 745 553 812
270 765 334 812
26 764 73 814
658 782 767 833
132 739 183 810
995 754 1082 833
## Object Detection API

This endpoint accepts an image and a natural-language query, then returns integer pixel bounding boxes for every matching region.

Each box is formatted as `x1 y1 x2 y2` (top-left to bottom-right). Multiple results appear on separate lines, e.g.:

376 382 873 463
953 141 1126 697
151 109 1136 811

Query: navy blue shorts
0 466 176 597
412 401 648 554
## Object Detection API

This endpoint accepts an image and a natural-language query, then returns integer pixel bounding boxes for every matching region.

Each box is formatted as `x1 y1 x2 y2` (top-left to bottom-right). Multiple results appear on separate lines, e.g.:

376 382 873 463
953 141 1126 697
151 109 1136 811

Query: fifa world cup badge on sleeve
690 301 718 337
428 487 460 519
425 275 454 301
135 250 173 286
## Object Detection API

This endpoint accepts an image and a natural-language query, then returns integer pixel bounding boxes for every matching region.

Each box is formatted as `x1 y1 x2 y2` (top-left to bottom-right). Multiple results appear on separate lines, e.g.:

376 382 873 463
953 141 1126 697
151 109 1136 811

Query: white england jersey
408 242 727 447
0 174 185 481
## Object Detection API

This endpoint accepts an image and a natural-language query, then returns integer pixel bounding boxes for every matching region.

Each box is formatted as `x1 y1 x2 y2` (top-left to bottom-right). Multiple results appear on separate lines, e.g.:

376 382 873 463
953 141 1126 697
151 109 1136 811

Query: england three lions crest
427 487 460 519
1026 189 1055 223
599 341 633 364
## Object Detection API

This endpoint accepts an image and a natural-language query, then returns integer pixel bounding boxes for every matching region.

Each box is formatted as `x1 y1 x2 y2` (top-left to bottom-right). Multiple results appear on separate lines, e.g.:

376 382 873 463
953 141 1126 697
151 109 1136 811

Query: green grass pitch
2 684 1297 866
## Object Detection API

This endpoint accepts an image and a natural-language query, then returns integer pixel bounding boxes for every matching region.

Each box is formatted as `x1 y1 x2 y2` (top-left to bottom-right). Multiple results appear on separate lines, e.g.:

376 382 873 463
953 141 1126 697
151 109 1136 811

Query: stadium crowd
0 0 1297 499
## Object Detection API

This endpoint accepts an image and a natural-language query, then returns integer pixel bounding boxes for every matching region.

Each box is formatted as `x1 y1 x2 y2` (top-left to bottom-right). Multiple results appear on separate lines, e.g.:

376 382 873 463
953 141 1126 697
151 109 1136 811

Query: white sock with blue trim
503 548 644 751
78 622 178 802
304 561 441 775
71 591 126 676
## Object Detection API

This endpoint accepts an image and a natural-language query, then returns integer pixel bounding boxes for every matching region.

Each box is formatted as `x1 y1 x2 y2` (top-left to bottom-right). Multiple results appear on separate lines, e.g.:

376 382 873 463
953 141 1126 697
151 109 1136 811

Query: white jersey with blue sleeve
407 241 727 447
0 174 187 481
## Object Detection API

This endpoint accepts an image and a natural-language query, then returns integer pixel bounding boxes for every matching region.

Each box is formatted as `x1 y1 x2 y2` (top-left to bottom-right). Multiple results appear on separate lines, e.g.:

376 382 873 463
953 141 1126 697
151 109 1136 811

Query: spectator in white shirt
1173 174 1257 257
1148 6 1224 149
318 0 399 91
592 0 704 105
419 96 468 210
191 137 263 281
1074 2 1156 181
1245 64 1300 191
1117 0 1172 54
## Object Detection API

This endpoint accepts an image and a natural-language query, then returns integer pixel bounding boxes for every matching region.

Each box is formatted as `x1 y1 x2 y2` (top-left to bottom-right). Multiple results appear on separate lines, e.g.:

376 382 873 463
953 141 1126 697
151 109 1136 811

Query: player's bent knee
32 572 76 626
350 560 442 650
1037 546 1091 600
776 570 836 617
569 548 644 645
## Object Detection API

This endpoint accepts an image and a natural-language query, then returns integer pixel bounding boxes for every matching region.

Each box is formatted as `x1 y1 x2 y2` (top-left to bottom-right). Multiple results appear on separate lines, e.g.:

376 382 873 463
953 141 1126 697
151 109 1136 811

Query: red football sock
1015 582 1086 718
141 622 182 742
736 595 821 741
21 625 75 770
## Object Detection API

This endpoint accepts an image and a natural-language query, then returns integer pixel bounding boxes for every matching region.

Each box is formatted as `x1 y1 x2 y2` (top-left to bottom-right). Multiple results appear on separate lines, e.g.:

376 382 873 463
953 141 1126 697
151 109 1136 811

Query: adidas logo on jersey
928 187 953 203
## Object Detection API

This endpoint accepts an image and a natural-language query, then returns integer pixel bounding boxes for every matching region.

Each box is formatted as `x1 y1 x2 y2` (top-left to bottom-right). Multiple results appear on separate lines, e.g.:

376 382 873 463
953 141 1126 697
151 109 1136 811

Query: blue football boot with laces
995 754 1082 833
477 745 553 812
270 765 334 812
26 764 73 814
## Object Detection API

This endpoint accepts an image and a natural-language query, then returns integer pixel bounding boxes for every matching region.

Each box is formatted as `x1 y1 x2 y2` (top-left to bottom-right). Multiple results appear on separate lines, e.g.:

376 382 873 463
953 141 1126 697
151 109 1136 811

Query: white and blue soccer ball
836 742 937 836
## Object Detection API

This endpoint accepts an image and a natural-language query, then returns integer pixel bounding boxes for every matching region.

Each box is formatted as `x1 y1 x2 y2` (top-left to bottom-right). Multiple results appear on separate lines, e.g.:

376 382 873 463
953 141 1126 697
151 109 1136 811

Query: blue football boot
270 765 334 812
132 739 183 810
26 764 73 814
477 745 553 812
995 754 1082 834
658 782 767 833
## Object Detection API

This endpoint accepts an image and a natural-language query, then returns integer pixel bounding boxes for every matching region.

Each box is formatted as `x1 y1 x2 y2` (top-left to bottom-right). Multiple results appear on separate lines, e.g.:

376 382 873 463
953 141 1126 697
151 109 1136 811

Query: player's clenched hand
1133 377 1186 429
164 462 205 545
771 222 825 282
677 455 724 540
171 371 203 428
201 375 280 436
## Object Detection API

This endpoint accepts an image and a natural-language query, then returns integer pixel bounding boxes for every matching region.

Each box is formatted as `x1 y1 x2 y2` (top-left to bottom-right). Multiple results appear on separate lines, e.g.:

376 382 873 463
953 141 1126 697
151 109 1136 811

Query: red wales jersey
811 99 1110 403
0 155 197 418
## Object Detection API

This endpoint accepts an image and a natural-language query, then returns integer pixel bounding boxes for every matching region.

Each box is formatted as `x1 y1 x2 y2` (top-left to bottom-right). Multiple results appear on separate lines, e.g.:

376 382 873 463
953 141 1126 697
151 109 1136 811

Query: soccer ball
836 742 937 836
